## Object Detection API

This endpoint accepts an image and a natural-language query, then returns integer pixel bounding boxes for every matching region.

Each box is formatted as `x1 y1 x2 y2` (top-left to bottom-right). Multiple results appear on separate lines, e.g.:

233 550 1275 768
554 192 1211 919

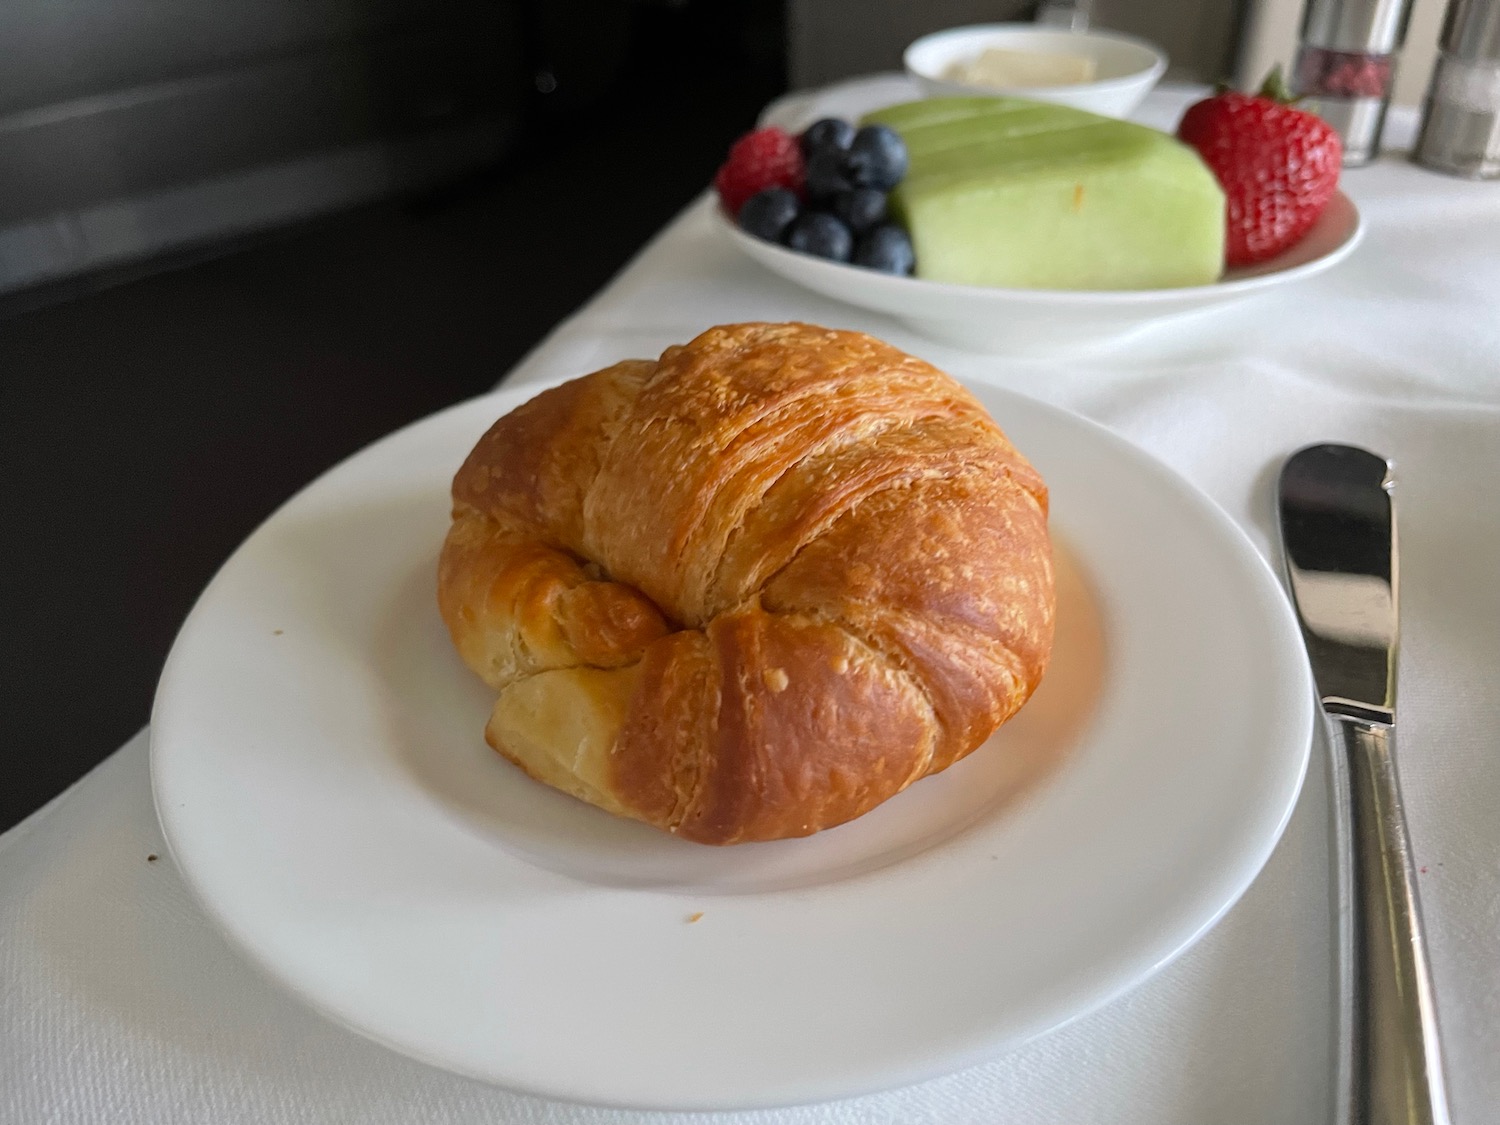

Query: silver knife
1278 444 1451 1125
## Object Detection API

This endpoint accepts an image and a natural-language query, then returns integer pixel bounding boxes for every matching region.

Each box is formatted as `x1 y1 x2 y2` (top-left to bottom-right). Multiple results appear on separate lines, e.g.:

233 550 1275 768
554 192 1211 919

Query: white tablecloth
5 82 1499 1125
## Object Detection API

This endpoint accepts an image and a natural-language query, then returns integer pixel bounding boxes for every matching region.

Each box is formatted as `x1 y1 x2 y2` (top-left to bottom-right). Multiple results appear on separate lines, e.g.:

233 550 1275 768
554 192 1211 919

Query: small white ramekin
904 24 1168 118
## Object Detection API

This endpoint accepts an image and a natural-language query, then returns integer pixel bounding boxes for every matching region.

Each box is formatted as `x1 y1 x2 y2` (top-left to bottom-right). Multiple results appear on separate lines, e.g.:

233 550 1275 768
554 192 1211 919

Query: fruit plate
151 372 1313 1111
716 191 1363 354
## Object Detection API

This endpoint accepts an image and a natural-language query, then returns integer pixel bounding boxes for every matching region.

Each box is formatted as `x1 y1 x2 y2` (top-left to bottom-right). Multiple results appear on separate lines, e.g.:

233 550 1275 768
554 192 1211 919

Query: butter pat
864 98 1226 290
943 48 1097 89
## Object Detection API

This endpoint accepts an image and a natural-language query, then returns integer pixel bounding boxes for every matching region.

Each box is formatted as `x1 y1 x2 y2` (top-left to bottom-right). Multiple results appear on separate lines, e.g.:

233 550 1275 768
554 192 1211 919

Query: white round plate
151 375 1312 1111
718 193 1363 354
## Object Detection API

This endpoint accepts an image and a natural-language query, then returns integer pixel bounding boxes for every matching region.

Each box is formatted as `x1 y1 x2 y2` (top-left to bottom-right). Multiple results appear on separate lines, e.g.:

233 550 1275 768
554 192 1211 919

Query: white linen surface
4 82 1498 1125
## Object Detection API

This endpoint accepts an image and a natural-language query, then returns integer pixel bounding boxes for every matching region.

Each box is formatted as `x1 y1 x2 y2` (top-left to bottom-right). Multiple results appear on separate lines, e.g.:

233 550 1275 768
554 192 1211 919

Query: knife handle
1337 716 1451 1125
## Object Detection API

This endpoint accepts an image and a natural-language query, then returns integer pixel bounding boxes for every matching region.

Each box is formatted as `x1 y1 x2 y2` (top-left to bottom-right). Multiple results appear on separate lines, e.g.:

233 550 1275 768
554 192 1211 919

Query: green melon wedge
863 98 1226 290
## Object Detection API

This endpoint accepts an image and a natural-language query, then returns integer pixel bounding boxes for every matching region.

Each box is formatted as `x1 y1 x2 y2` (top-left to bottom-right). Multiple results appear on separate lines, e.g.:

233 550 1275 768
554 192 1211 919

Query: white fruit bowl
716 192 1363 354
904 24 1168 118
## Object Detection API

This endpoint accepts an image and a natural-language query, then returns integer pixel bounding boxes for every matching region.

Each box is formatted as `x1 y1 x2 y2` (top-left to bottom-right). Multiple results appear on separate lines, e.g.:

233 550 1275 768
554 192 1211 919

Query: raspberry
714 128 805 217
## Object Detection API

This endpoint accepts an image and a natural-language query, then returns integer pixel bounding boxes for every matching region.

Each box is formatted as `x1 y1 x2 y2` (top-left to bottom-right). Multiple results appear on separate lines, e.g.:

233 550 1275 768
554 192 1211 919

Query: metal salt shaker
1414 0 1500 178
1294 0 1417 164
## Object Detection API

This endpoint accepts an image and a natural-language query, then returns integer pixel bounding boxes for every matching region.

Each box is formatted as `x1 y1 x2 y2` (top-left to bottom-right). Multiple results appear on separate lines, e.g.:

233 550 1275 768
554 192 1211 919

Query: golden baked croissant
438 323 1054 844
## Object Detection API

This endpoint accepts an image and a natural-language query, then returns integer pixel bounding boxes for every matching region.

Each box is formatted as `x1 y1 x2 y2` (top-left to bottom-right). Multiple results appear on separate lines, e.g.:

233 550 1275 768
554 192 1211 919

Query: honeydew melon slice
863 97 1226 290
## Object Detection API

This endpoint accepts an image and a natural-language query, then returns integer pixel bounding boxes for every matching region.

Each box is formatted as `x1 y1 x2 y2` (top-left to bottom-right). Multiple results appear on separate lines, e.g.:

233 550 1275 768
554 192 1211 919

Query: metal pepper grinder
1414 0 1500 178
1293 0 1418 164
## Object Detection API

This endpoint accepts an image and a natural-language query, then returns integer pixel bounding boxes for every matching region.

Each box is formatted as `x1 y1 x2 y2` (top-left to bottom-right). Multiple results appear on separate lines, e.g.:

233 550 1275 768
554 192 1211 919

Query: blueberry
853 224 915 275
737 188 801 243
845 125 908 191
804 146 852 201
786 212 854 262
831 188 887 233
801 117 855 156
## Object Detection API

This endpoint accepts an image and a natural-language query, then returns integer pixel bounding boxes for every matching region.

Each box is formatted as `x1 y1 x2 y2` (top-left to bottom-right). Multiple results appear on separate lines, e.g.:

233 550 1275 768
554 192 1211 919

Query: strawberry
1177 68 1342 268
713 127 805 218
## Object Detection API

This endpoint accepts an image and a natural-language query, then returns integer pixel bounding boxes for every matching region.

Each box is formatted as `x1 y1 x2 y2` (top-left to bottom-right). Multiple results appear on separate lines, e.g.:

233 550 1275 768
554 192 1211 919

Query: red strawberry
713 127 805 217
1177 68 1342 268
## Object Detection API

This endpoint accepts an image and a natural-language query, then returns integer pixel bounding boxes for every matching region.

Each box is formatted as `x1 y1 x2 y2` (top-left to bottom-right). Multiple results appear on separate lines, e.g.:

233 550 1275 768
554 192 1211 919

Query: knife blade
1278 444 1450 1125
1281 444 1398 723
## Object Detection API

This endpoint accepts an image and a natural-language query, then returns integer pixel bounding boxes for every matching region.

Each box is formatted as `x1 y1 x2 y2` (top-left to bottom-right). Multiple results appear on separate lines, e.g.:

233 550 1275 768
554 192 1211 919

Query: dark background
0 0 785 831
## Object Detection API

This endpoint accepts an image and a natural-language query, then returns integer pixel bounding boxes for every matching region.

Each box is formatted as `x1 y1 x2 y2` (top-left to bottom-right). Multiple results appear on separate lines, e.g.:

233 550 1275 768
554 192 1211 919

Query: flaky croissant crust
438 323 1055 844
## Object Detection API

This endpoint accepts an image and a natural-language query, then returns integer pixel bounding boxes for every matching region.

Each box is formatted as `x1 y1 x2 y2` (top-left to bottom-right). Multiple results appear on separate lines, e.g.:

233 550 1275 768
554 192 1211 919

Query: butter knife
1278 444 1451 1125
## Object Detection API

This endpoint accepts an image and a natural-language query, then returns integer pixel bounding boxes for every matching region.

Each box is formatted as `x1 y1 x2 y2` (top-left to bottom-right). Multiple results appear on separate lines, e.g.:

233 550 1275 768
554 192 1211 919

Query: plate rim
715 192 1364 306
149 373 1314 1110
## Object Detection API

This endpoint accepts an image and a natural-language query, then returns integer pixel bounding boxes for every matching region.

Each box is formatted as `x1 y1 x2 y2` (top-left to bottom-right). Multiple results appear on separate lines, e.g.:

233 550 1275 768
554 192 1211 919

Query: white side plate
741 78 1363 354
719 194 1363 354
151 377 1312 1111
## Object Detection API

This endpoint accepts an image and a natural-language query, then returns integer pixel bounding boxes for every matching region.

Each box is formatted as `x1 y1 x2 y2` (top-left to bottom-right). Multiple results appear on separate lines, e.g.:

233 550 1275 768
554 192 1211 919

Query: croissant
438 323 1054 844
